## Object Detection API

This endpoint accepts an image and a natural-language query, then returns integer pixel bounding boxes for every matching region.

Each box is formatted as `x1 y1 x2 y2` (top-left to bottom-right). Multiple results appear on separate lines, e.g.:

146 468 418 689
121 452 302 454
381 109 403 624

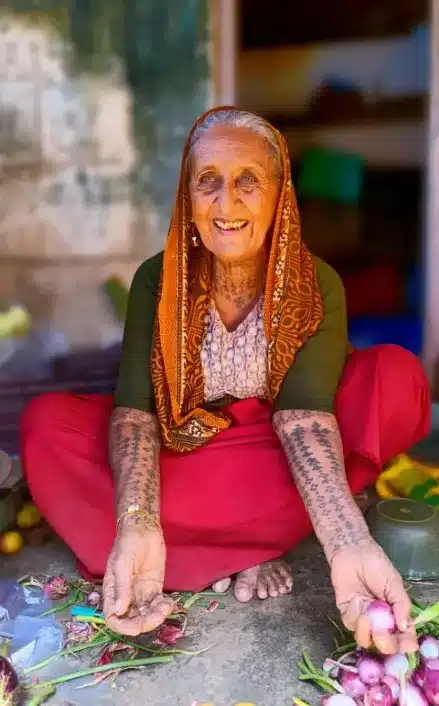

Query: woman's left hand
330 538 418 654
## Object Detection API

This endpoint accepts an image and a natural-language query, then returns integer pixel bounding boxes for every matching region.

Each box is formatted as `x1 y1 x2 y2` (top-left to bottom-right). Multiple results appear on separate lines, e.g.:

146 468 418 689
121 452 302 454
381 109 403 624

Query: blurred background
0 0 436 455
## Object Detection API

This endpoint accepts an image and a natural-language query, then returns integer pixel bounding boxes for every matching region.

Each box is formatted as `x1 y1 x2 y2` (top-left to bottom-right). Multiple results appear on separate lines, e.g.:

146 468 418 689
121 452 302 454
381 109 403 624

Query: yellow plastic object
0 531 23 554
16 502 41 529
0 305 31 338
376 454 439 499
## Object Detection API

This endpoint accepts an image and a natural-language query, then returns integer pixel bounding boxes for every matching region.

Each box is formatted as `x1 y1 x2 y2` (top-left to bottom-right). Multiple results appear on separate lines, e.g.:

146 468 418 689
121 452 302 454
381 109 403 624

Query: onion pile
295 598 439 706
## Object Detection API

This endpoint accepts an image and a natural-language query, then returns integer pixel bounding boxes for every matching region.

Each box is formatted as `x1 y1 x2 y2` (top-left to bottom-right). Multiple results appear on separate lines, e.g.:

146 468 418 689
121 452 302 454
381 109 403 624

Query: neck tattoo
212 254 266 311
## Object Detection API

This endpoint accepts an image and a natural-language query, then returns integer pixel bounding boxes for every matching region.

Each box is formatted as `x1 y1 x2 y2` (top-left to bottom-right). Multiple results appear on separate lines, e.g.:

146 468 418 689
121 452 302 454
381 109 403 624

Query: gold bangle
116 505 160 532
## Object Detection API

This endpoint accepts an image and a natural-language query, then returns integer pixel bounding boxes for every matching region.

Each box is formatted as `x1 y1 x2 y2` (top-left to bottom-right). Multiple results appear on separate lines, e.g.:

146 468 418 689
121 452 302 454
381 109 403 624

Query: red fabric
20 344 430 591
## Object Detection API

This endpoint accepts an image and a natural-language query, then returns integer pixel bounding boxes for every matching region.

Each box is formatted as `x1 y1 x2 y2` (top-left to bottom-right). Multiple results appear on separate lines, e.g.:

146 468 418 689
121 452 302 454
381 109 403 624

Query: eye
198 172 218 186
239 171 257 187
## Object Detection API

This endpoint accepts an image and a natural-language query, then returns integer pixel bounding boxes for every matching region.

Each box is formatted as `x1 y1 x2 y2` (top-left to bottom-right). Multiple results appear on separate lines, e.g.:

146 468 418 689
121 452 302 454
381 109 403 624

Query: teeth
214 219 247 230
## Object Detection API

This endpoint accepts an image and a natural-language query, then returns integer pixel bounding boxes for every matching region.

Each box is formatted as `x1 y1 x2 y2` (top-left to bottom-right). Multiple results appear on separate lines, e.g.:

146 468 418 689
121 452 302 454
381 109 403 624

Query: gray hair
187 109 282 179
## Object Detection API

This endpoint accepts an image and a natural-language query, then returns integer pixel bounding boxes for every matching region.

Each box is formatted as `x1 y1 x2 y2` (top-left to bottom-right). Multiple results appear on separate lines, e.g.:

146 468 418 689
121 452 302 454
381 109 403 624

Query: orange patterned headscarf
150 107 324 452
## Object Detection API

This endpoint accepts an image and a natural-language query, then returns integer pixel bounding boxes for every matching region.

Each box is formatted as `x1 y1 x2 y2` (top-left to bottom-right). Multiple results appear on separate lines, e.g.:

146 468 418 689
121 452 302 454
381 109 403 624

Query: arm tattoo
109 407 161 532
273 409 371 561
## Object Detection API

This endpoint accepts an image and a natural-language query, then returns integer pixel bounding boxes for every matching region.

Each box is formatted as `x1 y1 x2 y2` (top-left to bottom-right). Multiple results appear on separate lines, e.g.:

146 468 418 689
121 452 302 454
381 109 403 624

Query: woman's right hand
103 523 174 636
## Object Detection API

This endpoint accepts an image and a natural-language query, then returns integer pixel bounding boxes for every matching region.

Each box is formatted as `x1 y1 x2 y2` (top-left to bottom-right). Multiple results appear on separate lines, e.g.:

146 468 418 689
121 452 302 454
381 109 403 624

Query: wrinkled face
188 124 281 262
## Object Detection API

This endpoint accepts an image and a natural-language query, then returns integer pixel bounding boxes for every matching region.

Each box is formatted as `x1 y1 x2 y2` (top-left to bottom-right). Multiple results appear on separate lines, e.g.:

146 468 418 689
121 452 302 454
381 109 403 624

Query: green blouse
115 252 348 414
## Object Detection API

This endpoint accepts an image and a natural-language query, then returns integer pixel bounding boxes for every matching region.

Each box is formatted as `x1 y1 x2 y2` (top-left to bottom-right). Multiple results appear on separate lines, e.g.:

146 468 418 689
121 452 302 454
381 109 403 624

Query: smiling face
188 124 281 262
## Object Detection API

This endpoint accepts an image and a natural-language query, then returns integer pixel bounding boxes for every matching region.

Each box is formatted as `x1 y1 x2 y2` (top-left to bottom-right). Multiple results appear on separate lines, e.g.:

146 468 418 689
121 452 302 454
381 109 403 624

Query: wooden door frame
423 0 438 396
210 0 238 106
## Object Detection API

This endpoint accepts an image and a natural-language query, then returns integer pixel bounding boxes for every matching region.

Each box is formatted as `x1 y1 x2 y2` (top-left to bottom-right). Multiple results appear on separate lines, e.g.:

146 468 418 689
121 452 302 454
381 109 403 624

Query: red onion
365 601 396 633
86 590 101 608
321 697 330 706
357 656 384 686
426 658 439 671
422 668 439 704
0 656 18 696
364 684 393 706
419 636 439 661
340 672 367 698
324 696 357 706
383 653 410 679
411 667 426 690
381 675 400 703
401 683 429 706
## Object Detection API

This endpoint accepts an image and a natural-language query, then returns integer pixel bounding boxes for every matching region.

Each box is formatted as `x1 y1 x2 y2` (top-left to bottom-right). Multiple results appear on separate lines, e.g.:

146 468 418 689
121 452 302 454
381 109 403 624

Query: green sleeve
114 252 163 412
274 258 348 413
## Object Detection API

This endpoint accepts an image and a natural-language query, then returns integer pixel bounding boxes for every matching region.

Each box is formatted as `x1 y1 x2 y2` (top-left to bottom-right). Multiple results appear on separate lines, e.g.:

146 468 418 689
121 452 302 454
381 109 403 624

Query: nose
217 182 237 215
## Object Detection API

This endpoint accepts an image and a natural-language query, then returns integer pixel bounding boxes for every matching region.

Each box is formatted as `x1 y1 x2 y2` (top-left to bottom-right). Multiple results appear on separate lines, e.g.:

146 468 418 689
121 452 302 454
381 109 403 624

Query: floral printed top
200 297 268 402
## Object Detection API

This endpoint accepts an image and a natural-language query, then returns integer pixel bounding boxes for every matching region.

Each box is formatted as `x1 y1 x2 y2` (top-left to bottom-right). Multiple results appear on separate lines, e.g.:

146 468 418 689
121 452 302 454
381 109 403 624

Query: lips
213 218 249 232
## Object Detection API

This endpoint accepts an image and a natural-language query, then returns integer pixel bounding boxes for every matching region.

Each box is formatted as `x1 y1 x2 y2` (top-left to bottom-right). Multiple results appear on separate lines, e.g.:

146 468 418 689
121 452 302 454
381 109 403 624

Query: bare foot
212 577 232 593
234 561 293 602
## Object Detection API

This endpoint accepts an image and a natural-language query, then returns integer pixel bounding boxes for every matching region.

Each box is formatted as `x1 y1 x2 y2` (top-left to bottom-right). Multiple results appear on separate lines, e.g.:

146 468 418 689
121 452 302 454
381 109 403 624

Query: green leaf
39 590 82 617
183 593 205 609
23 637 111 675
27 686 57 705
299 674 341 693
408 651 419 672
331 643 357 660
301 650 317 674
25 656 175 690
296 661 309 675
414 600 439 626
409 479 437 500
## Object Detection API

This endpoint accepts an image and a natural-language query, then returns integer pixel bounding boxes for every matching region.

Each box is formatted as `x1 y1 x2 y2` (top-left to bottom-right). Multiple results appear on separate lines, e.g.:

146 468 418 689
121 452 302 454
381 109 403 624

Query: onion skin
365 601 396 634
341 672 367 698
357 657 385 686
381 675 400 703
364 684 393 706
383 653 410 679
402 683 429 706
325 696 357 706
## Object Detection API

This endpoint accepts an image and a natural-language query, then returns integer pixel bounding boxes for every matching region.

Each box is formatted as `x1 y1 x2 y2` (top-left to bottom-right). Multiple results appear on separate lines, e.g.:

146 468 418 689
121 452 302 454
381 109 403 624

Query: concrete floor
2 537 439 706
0 537 345 706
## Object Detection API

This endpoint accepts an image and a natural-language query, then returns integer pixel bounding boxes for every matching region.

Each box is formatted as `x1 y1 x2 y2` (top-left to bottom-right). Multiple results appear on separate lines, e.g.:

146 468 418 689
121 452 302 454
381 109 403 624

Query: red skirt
20 344 430 591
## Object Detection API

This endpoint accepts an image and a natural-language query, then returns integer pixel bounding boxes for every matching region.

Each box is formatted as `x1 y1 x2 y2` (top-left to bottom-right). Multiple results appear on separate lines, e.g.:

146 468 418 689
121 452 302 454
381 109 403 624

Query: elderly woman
21 107 430 652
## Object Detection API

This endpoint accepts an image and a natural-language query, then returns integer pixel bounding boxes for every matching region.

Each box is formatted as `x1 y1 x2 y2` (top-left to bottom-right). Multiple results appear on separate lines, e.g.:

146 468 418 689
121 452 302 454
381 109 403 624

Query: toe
257 576 269 599
265 575 279 598
277 563 293 592
234 583 254 602
212 577 232 594
234 567 258 602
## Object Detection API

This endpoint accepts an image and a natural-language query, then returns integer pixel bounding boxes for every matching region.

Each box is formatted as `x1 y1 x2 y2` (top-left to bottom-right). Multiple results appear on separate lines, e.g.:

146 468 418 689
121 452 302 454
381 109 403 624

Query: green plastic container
298 147 365 204
367 498 439 581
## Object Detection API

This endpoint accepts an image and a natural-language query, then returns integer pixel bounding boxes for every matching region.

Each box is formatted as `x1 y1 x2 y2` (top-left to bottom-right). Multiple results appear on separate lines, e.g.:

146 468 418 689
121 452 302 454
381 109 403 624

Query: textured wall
0 1 210 346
